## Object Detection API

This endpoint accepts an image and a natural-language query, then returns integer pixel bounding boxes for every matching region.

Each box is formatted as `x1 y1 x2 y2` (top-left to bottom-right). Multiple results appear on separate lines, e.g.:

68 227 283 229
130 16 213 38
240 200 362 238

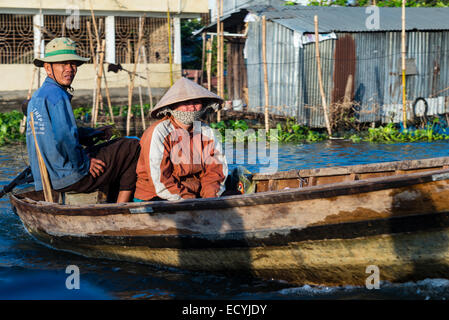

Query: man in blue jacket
27 37 140 203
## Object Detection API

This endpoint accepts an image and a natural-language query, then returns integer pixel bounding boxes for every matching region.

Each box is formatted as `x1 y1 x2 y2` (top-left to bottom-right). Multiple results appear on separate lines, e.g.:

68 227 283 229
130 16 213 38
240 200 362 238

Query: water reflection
228 140 449 173
3 140 449 299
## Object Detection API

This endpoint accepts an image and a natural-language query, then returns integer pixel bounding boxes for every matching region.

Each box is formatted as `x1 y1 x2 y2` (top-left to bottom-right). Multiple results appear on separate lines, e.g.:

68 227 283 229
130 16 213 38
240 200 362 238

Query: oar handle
30 112 53 202
0 167 32 198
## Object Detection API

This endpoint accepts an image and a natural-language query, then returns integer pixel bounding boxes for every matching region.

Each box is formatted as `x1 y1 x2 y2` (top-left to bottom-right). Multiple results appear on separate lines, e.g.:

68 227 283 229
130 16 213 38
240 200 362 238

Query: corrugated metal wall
245 20 449 128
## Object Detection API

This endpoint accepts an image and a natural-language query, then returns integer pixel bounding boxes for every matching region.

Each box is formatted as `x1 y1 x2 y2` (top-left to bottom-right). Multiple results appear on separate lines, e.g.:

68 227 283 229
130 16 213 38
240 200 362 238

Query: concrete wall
0 0 209 14
0 63 181 111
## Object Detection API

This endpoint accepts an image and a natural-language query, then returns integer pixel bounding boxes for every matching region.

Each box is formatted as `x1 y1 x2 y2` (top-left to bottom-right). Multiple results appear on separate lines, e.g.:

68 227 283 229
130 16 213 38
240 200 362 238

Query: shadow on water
177 207 254 277
5 142 449 299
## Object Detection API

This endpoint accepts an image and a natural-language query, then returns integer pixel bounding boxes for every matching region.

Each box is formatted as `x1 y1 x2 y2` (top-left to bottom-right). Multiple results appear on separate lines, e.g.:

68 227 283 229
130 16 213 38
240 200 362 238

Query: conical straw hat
151 77 223 119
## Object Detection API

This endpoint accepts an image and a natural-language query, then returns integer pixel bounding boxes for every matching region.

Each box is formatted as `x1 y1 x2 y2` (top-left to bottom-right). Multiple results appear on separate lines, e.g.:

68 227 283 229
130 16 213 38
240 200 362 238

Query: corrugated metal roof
246 6 449 33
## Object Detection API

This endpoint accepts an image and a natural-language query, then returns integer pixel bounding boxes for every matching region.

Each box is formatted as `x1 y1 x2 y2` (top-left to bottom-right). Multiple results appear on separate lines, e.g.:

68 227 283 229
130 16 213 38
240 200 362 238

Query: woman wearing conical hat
134 77 228 201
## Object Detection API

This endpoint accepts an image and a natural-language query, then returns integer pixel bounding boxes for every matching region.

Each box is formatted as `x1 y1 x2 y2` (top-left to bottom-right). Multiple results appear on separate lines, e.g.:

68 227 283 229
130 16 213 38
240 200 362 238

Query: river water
2 141 449 300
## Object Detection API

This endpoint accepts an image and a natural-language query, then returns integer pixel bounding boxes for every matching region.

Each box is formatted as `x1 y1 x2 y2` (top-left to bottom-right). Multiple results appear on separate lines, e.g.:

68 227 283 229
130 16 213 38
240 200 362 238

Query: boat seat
59 190 108 205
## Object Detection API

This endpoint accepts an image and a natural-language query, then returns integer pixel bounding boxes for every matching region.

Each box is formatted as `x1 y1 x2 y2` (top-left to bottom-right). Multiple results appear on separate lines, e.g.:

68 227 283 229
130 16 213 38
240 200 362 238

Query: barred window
0 14 34 64
0 14 171 65
43 15 105 63
115 16 170 64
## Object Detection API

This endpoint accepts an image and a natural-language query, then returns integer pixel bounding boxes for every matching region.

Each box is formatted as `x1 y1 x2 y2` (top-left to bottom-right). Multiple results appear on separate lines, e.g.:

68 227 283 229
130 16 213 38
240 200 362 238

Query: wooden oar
29 112 53 202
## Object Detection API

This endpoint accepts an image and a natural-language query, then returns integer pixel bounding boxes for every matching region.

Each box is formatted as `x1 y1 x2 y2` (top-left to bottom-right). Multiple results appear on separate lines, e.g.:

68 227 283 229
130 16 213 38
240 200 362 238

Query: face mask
170 109 205 126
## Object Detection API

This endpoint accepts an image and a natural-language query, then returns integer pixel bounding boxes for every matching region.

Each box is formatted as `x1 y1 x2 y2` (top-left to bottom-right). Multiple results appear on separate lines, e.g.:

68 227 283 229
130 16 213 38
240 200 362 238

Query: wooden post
89 2 104 126
93 39 106 125
262 16 269 133
167 1 173 86
200 32 206 86
216 0 223 122
343 74 353 107
126 17 145 136
314 15 332 136
138 85 146 131
138 40 146 131
102 68 114 123
89 0 100 46
87 21 98 126
141 45 154 111
30 112 53 203
20 67 37 134
401 0 407 128
206 35 213 91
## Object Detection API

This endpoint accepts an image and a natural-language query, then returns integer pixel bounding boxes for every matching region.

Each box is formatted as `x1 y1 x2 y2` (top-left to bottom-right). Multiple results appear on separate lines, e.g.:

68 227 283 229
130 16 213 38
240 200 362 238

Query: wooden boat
9 156 449 286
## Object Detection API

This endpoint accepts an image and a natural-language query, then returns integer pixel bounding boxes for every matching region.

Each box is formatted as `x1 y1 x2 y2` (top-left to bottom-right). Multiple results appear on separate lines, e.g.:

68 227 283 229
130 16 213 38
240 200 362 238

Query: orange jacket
135 116 228 201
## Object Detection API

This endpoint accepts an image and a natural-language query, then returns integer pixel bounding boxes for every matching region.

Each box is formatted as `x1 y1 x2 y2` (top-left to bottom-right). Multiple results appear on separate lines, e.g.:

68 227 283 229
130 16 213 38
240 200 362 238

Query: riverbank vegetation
0 110 25 146
2 106 449 146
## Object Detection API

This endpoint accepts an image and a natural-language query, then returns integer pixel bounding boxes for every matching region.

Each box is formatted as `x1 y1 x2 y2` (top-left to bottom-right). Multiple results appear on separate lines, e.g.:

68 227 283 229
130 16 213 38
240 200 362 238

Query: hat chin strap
50 63 74 93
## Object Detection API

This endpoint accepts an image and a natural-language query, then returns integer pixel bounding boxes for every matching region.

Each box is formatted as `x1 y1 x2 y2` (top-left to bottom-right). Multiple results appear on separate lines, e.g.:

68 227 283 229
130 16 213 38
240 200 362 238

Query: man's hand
89 157 106 178
95 126 114 141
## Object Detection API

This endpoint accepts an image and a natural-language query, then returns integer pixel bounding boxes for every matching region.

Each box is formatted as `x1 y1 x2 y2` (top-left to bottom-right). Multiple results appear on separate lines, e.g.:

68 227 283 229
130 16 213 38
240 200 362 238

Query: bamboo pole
262 16 270 132
89 0 100 46
88 1 103 126
138 38 146 130
314 15 332 136
401 0 407 128
93 39 106 125
200 32 206 86
102 67 114 123
30 112 53 203
87 21 98 126
216 0 221 96
121 40 132 117
206 36 213 91
167 1 173 86
216 0 223 122
126 17 145 136
138 85 146 131
141 45 154 111
20 67 37 134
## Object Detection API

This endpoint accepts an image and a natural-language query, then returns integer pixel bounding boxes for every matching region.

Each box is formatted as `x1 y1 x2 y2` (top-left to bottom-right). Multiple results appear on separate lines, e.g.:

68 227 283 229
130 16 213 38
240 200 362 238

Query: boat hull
10 163 449 286
23 216 449 286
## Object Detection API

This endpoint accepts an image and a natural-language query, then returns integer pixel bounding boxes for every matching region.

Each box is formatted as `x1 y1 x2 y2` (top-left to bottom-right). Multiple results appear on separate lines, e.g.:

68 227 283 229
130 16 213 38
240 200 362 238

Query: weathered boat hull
9 158 449 286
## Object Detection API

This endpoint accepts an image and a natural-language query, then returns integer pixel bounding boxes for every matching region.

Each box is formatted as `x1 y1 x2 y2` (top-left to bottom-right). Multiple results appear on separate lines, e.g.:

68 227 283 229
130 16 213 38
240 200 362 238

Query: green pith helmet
33 37 90 67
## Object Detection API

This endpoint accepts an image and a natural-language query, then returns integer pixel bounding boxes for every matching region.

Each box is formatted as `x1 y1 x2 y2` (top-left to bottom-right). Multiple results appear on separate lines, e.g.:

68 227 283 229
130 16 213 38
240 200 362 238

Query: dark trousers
58 138 141 201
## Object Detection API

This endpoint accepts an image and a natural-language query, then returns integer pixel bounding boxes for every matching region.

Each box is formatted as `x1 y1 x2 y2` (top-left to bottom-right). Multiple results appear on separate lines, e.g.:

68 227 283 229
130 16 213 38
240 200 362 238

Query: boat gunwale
10 167 449 217
30 210 449 249
252 156 449 180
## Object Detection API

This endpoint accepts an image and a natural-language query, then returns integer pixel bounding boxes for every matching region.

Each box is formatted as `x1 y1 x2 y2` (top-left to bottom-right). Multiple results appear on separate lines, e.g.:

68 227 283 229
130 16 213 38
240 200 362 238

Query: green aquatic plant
73 104 154 121
0 110 25 146
210 118 327 143
358 119 449 143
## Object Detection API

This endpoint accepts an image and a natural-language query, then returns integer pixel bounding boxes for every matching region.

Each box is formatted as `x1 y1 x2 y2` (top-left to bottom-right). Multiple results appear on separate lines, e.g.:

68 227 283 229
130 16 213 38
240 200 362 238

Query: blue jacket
26 77 91 191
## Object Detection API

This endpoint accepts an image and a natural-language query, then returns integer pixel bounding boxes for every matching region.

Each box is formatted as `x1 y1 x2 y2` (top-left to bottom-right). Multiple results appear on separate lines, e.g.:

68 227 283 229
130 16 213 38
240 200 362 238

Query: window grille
0 14 34 64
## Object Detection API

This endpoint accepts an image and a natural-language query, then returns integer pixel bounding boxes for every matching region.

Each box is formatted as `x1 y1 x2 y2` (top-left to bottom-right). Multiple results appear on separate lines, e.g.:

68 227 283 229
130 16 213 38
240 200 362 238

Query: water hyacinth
0 110 25 146
350 118 449 143
210 118 328 143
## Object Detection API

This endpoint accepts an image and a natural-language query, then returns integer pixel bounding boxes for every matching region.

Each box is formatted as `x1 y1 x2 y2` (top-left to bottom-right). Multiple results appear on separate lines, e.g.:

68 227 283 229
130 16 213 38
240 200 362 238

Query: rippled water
2 141 449 300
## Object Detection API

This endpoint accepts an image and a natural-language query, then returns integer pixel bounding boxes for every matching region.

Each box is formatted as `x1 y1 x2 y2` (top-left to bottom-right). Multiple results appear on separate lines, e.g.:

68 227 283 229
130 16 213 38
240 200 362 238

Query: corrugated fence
245 20 449 128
